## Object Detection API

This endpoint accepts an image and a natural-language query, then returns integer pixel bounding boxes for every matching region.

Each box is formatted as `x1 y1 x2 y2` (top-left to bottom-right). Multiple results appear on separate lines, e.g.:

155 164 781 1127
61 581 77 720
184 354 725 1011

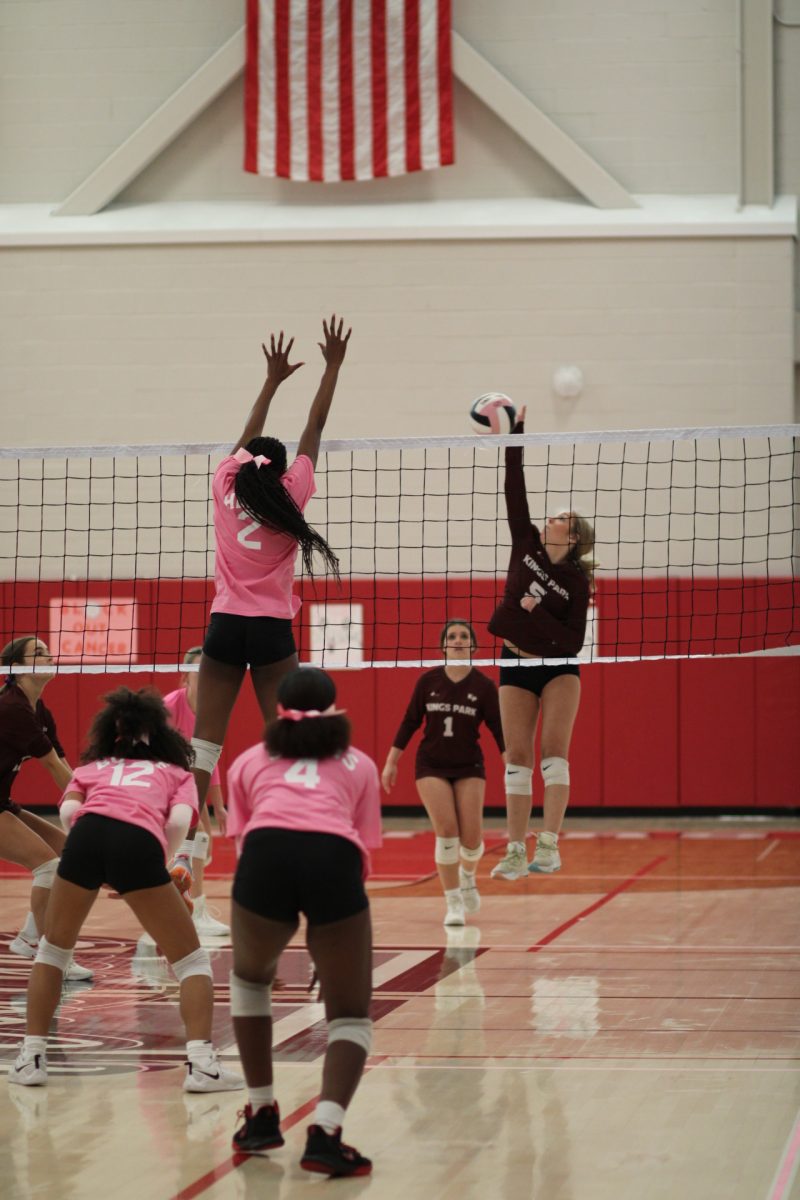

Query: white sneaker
9 933 38 960
490 842 528 881
459 867 481 914
528 833 561 874
8 1049 47 1087
444 893 466 927
65 958 94 982
192 896 230 937
183 1052 244 1094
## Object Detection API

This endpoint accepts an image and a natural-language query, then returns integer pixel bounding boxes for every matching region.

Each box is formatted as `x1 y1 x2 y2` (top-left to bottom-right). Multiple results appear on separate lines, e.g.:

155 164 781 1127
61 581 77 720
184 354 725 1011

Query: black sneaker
300 1124 372 1177
231 1102 284 1155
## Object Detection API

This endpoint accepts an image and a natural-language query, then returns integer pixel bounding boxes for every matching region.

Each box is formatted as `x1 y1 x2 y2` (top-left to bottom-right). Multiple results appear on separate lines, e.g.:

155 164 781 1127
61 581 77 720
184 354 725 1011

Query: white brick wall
0 236 793 448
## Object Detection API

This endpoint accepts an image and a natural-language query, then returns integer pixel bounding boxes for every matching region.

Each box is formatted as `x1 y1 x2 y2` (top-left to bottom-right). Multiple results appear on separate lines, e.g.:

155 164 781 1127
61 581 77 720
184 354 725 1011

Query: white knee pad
35 937 72 973
504 764 533 796
192 830 210 863
191 738 222 776
31 859 59 889
172 947 213 983
460 841 484 864
434 837 460 865
541 757 570 788
328 1017 372 1055
229 972 272 1017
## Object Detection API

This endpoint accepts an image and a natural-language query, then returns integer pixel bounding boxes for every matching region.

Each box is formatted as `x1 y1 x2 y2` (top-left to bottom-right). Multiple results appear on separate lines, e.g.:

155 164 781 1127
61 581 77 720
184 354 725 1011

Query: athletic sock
248 1084 275 1109
22 1036 47 1057
314 1100 346 1135
186 1039 214 1062
21 911 38 940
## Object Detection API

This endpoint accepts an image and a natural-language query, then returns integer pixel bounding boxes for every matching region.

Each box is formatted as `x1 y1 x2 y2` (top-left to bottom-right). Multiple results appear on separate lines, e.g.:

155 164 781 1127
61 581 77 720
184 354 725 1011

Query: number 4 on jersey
284 760 320 789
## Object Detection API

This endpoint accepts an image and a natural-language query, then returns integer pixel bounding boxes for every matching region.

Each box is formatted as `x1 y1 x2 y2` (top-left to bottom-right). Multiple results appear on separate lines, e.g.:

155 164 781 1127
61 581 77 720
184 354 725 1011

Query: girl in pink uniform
163 646 228 935
226 667 381 1178
188 317 351 819
8 687 242 1095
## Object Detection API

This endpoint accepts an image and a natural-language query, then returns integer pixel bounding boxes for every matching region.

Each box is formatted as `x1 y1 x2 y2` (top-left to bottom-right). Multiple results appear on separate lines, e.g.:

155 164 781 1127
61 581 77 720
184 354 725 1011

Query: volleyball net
1 425 798 672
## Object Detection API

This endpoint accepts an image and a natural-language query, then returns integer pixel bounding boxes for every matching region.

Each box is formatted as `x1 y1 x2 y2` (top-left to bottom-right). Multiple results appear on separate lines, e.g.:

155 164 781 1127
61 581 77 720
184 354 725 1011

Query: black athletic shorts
57 813 171 895
233 828 368 926
203 612 297 668
415 754 485 783
0 796 22 816
498 644 580 696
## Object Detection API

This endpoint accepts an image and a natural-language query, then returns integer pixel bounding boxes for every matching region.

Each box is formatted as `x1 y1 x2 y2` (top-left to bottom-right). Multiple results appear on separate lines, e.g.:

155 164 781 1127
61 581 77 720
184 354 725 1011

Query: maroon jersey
392 667 504 774
0 685 65 803
488 439 590 657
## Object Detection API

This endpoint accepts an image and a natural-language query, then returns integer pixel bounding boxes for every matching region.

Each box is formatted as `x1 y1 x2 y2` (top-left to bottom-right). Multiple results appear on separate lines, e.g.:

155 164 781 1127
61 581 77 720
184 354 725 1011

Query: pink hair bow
234 447 271 468
276 703 346 721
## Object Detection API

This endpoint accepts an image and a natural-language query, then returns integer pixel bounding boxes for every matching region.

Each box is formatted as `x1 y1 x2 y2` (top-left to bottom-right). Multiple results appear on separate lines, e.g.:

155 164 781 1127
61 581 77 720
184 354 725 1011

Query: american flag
245 0 454 182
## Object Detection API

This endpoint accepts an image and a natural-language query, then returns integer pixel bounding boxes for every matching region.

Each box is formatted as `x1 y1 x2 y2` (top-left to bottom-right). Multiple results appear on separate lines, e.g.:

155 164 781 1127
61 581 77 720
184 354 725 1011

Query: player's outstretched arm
297 314 351 468
233 331 304 453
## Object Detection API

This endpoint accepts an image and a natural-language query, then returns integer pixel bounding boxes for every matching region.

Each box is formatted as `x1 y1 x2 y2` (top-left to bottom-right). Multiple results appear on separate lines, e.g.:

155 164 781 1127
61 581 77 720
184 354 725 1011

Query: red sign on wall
49 598 137 663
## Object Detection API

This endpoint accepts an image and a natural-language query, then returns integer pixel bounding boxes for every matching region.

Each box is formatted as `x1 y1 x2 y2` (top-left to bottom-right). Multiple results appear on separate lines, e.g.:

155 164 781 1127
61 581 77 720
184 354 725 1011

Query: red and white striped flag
244 0 453 181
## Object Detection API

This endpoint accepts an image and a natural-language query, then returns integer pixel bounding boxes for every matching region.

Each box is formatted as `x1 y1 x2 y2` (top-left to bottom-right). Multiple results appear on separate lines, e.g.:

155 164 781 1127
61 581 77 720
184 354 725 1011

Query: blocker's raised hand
262 331 304 384
318 314 352 368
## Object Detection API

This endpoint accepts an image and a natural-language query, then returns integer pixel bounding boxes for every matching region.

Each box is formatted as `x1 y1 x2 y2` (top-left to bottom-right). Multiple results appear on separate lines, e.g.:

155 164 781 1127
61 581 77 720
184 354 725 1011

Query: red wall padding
3 576 798 810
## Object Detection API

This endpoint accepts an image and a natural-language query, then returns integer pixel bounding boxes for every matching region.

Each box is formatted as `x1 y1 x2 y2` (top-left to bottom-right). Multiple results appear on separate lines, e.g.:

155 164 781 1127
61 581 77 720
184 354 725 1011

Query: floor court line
527 855 669 952
170 860 677 1199
767 1108 800 1200
170 1094 320 1200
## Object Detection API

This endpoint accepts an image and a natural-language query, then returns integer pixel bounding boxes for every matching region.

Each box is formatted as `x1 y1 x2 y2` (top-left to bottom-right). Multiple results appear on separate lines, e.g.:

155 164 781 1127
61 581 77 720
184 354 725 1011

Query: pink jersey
162 687 221 787
62 759 199 857
211 451 316 619
226 744 382 877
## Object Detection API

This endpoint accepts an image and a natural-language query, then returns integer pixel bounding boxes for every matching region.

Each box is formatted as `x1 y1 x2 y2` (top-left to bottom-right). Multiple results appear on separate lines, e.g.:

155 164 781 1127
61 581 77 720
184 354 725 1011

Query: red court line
527 855 669 952
769 1108 800 1200
171 1094 318 1200
171 1057 388 1200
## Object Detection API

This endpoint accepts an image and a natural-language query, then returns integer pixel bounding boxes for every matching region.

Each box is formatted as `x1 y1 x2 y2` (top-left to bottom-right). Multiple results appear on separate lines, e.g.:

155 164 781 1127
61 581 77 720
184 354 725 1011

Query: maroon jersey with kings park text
488 440 590 657
392 667 504 773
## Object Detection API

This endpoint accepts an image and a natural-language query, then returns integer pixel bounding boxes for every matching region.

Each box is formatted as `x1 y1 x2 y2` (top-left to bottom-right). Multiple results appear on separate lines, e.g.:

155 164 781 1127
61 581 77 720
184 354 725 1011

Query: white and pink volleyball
469 393 517 435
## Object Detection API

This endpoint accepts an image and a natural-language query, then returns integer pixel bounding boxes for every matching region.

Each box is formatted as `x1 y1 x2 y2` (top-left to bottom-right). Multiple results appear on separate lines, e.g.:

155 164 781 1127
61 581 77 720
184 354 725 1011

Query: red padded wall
3 576 798 810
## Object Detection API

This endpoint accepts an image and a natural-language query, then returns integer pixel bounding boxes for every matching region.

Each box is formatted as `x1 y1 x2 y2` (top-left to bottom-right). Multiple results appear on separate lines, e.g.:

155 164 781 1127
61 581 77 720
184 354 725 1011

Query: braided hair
234 437 340 580
82 686 194 769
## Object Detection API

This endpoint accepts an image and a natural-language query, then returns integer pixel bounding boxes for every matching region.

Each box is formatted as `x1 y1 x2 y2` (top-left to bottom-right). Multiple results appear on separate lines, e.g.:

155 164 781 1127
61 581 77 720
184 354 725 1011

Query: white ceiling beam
54 28 247 217
54 25 637 217
452 34 637 209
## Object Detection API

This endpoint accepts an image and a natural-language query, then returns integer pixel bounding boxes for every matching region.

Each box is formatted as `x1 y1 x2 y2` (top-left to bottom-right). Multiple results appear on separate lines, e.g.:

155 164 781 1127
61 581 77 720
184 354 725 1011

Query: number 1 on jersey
443 715 454 738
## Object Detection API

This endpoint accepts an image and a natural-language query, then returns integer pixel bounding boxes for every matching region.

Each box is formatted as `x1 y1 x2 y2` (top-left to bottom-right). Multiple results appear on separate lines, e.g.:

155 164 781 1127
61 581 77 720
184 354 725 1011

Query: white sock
22 1036 47 1057
444 887 461 902
186 1039 214 1062
508 840 525 853
314 1100 346 1135
249 1084 274 1108
21 911 38 940
192 894 206 914
459 864 476 879
539 831 558 846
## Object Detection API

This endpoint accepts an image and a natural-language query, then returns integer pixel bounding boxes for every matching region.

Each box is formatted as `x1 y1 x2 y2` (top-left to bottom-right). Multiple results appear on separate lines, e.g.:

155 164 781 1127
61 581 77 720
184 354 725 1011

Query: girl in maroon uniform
382 621 504 926
0 637 91 981
487 407 595 881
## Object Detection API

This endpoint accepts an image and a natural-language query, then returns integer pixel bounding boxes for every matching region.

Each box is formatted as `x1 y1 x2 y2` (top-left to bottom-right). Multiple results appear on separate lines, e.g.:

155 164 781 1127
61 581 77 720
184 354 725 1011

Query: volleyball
469 393 517 435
